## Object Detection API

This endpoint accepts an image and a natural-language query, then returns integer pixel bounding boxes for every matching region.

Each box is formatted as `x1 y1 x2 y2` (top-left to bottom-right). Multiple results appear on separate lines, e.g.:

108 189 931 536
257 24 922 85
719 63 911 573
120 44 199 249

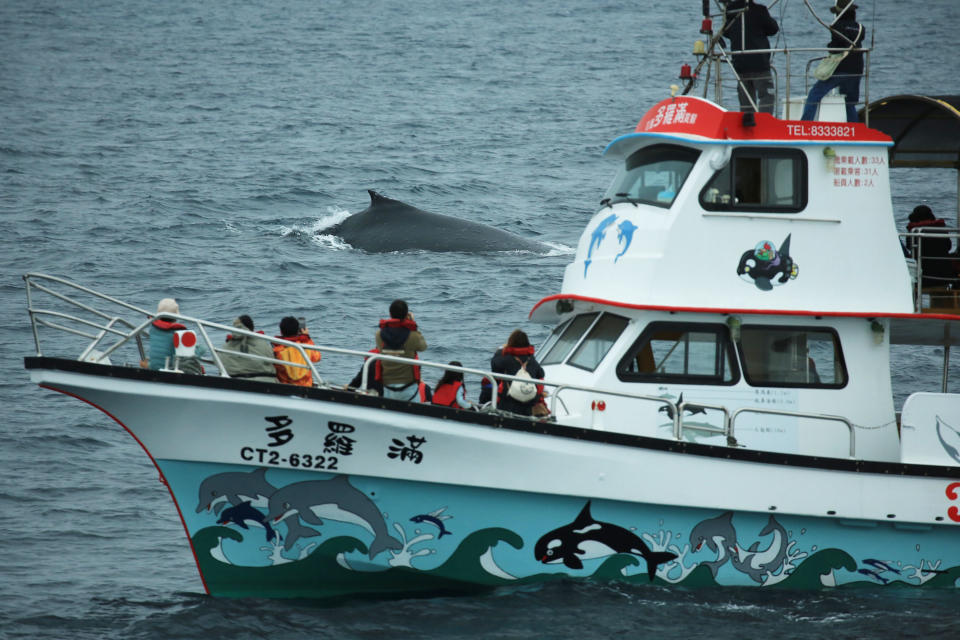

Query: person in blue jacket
143 297 204 374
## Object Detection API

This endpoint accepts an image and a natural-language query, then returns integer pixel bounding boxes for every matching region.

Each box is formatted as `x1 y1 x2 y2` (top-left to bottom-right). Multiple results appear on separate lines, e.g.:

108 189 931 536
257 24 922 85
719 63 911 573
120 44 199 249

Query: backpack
507 357 538 403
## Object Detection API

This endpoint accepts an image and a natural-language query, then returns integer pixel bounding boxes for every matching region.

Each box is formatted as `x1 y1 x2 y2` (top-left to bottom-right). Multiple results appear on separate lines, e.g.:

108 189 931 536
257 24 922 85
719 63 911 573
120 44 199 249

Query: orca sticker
737 234 799 291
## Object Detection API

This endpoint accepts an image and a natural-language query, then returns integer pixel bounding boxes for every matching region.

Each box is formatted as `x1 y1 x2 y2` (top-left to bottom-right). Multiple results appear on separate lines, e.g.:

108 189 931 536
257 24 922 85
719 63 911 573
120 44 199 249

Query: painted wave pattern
163 462 960 598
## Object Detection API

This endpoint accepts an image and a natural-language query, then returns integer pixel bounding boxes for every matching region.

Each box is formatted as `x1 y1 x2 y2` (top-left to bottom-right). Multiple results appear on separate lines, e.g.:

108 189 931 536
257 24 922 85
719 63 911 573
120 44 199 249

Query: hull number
240 446 338 470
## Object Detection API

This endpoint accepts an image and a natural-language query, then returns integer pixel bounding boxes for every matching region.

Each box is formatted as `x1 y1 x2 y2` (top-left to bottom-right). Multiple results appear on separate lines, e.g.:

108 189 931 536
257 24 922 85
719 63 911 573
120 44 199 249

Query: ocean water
3 0 960 638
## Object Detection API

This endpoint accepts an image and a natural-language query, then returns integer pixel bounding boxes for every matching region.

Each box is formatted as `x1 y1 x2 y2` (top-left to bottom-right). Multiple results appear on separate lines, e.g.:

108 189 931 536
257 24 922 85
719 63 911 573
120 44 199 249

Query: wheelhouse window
567 313 630 372
604 144 701 209
617 322 739 385
541 313 599 365
738 326 847 388
700 148 807 213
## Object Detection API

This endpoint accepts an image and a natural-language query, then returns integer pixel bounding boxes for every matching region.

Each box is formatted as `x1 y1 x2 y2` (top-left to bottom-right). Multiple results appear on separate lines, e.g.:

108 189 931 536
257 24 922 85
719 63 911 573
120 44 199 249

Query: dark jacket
723 1 779 73
907 218 956 286
828 18 865 76
490 346 545 416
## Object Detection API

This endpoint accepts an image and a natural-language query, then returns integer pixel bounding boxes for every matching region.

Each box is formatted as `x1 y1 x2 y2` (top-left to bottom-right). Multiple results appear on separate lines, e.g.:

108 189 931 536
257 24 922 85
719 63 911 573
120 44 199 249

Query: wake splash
279 206 354 250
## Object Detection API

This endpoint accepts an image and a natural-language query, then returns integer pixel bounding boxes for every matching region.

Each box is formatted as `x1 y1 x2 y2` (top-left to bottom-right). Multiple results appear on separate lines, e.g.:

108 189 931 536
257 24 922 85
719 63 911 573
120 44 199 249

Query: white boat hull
27 358 960 597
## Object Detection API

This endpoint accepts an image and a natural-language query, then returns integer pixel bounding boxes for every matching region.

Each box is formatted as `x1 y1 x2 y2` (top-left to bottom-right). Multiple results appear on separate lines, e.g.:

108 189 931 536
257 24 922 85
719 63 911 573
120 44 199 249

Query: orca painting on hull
323 190 545 253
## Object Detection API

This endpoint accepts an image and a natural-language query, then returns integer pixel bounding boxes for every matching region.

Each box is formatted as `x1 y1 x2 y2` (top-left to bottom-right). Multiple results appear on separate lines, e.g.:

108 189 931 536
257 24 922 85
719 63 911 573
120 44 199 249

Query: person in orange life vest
905 205 957 287
432 361 473 409
375 299 427 402
489 329 545 416
273 316 321 387
141 297 204 374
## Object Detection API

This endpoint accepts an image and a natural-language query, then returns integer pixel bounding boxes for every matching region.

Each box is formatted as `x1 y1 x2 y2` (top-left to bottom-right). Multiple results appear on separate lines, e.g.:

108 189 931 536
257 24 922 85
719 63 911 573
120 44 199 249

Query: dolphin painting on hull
323 190 545 253
266 474 403 558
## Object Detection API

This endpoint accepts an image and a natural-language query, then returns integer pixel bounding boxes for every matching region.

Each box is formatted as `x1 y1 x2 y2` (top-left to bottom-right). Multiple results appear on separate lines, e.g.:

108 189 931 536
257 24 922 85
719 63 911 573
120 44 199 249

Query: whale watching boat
23 3 960 596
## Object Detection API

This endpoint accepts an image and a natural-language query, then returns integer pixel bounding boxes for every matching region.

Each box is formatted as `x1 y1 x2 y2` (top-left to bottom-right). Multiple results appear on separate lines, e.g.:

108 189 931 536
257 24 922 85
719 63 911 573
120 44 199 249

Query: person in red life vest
905 205 958 287
432 361 473 409
375 299 428 402
273 316 321 387
141 297 204 374
489 329 545 416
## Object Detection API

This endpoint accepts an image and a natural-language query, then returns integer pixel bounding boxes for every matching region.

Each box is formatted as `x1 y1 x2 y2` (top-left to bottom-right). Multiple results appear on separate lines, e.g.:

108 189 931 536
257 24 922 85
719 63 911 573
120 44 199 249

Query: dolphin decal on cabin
266 475 403 557
614 219 638 263
534 501 676 581
583 213 618 277
322 190 545 253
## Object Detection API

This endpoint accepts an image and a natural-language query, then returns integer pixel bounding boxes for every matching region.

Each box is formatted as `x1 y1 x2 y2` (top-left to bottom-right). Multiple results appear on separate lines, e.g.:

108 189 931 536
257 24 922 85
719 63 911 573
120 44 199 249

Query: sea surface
2 0 960 638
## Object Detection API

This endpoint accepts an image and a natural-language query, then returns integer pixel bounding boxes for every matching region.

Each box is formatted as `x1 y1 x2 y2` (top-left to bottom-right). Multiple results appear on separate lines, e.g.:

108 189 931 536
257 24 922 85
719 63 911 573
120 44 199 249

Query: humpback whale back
323 190 544 253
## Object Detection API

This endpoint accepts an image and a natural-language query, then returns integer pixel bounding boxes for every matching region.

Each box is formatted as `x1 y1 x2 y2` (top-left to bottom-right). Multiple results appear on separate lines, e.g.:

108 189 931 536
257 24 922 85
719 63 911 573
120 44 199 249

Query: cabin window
567 313 631 372
700 148 807 213
538 316 573 357
541 313 600 365
617 322 739 385
738 326 847 388
604 144 701 209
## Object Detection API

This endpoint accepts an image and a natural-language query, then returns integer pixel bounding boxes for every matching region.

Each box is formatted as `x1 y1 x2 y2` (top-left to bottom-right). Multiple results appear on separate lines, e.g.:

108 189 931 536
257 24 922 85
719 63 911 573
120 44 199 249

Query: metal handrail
24 273 865 456
691 43 871 123
898 229 960 312
731 406 855 457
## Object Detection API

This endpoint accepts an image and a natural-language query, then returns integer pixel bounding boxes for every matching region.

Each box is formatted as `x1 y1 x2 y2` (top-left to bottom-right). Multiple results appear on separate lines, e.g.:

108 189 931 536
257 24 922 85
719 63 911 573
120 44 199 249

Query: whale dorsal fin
368 189 388 206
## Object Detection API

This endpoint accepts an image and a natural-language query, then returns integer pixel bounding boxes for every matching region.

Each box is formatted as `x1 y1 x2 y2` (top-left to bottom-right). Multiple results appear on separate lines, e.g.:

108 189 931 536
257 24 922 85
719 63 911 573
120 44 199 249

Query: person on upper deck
143 297 204 374
800 0 866 123
490 329 545 416
273 315 321 387
219 315 278 383
722 0 780 115
905 205 957 287
375 299 428 402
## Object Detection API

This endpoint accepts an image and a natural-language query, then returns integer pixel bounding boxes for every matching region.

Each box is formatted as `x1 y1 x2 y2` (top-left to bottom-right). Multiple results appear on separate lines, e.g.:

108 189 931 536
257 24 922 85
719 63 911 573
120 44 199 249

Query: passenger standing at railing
800 0 865 123
220 315 278 383
141 298 204 374
722 0 780 114
273 316 321 387
489 329 545 416
375 299 428 402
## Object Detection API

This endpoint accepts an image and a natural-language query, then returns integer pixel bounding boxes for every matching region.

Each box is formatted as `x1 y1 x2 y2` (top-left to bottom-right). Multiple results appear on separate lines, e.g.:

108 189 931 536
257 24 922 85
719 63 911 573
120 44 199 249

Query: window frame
604 143 702 210
566 313 631 372
699 147 808 214
736 324 849 389
540 312 602 366
616 321 741 386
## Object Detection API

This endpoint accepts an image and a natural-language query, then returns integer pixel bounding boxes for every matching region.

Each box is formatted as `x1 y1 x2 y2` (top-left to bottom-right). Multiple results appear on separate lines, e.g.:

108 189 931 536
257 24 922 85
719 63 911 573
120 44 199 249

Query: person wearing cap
722 0 780 114
219 315 278 383
273 316 322 386
142 297 204 374
800 0 866 123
